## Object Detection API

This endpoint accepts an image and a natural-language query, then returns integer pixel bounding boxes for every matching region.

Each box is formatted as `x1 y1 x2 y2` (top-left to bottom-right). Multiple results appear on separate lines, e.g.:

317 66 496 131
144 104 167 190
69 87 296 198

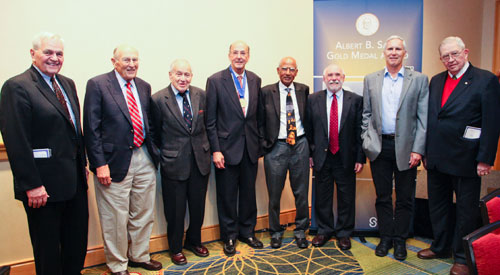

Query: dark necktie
125 82 144 147
285 88 296 145
51 77 74 129
329 93 339 154
180 92 192 131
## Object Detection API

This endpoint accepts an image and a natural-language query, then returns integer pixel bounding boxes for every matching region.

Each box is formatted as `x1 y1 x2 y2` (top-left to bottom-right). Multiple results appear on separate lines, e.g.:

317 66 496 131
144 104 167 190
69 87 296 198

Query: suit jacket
361 67 429 171
259 81 309 153
206 67 262 164
0 66 86 202
83 71 159 182
305 89 365 171
150 85 211 181
426 64 500 177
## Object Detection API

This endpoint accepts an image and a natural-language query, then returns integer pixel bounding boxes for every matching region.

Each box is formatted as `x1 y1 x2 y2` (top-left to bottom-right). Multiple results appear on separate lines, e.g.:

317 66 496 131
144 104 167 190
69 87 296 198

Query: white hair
32 32 64 50
439 36 466 54
383 35 406 50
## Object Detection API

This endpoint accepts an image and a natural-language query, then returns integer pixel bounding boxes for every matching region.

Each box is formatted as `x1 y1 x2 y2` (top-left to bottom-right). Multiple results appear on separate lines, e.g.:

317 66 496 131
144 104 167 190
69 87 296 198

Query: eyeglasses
280 67 297 72
440 49 464 62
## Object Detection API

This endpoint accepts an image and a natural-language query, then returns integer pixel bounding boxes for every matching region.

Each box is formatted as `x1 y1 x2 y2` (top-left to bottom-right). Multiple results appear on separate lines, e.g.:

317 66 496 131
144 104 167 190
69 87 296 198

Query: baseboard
9 209 298 274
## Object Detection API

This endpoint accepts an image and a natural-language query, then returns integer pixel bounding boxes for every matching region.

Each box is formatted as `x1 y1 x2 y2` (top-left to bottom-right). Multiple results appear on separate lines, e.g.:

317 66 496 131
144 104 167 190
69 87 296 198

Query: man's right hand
213 152 225 169
26 185 49 208
96 164 112 186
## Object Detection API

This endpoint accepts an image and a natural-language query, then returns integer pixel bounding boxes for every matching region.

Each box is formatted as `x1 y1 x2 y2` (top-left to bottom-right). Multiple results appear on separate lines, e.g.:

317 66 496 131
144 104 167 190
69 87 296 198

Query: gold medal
240 98 247 108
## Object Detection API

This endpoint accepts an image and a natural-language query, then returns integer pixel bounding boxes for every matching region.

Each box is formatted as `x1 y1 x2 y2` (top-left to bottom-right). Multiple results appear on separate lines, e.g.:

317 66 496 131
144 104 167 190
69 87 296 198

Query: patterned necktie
180 92 192 131
285 88 296 145
329 93 339 154
51 77 74 129
125 82 144 147
237 75 246 115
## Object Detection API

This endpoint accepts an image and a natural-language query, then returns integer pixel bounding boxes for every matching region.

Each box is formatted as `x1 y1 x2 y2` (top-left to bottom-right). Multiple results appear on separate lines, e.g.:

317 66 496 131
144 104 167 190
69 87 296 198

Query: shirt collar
171 84 189 96
384 66 405 79
114 70 135 88
448 62 469 79
327 88 343 99
279 81 295 92
33 65 53 83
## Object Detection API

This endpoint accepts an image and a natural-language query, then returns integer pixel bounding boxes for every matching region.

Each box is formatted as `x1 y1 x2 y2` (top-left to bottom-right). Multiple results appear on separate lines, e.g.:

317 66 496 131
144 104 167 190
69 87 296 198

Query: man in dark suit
418 36 500 275
0 32 88 275
206 40 263 256
84 45 161 275
362 36 428 260
151 59 210 265
259 57 310 249
305 64 364 250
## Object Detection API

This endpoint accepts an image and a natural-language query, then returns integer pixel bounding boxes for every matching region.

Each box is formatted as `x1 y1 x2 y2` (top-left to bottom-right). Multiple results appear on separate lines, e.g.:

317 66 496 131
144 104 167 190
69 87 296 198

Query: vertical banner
313 0 423 233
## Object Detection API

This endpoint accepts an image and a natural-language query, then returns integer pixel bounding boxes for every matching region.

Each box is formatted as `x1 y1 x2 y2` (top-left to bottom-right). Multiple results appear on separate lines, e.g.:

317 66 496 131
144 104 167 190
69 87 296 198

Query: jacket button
129 146 133 149
131 130 134 133
324 149 327 152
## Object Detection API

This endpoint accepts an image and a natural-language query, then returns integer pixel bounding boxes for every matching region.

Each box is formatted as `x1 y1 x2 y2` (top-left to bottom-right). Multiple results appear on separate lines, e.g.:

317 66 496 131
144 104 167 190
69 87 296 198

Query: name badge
33 148 52 158
463 126 481 139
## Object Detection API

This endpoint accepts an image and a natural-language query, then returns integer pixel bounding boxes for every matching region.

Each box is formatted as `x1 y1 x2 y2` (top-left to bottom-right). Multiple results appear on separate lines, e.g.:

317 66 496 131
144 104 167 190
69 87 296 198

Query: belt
277 135 305 142
382 134 395 140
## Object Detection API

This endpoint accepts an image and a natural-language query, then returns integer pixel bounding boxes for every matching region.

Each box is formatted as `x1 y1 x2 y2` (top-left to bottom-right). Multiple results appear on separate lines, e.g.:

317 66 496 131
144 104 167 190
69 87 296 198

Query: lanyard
229 66 246 99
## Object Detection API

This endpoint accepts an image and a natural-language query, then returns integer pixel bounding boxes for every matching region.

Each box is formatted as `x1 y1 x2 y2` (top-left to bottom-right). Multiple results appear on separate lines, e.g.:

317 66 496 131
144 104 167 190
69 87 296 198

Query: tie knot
285 87 291 92
452 75 457 80
237 75 243 81
126 82 131 89
50 76 56 83
179 91 187 98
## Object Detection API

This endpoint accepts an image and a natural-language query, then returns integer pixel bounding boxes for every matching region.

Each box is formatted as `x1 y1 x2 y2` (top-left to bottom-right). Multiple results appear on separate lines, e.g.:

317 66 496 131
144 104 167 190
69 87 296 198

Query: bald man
305 64 364 250
206 40 263 256
151 59 211 265
259 57 310 249
84 45 161 275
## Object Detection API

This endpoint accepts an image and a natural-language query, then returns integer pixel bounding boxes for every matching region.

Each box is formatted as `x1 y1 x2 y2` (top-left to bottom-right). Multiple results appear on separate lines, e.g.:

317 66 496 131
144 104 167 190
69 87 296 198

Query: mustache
329 80 340 84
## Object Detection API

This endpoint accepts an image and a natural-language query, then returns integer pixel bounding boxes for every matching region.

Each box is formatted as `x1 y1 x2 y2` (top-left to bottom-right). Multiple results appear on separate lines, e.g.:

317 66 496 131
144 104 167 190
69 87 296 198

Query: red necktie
329 94 339 154
126 82 144 147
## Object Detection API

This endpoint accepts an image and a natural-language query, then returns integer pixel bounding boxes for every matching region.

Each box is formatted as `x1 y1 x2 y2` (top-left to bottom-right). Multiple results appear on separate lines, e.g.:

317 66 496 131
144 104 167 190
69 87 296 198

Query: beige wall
0 0 495 267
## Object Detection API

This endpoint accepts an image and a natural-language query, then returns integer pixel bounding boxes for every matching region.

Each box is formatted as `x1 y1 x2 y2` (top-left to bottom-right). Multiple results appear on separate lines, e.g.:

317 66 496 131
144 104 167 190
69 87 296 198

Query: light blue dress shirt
171 85 193 115
381 67 404 134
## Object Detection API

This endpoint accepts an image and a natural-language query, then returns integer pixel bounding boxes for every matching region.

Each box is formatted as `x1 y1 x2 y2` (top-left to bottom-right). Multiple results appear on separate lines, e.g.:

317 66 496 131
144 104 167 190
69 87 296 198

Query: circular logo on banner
355 13 380 36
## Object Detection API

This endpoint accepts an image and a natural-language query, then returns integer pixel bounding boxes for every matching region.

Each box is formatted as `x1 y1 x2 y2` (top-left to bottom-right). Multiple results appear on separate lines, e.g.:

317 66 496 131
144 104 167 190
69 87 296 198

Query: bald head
169 59 192 93
277 56 298 87
112 44 139 81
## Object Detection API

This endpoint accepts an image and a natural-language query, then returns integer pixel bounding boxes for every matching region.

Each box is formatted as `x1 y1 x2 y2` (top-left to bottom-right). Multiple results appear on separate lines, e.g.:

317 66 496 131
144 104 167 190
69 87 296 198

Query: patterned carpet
82 231 453 275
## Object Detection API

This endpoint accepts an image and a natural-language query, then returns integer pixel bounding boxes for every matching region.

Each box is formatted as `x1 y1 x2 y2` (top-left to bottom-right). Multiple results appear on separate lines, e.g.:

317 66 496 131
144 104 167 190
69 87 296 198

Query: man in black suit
206 40 263 256
418 36 500 275
151 59 210 265
260 57 310 249
84 45 161 275
305 64 364 250
0 32 88 275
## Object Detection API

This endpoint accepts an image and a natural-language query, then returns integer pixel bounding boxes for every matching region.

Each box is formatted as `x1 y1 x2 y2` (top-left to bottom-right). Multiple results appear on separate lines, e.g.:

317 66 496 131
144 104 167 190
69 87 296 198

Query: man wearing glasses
418 36 500 275
259 57 310 249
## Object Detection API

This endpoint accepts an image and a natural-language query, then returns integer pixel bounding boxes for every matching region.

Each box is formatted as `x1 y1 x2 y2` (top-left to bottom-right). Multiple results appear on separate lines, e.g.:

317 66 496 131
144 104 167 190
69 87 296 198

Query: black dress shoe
238 236 264 249
128 259 162 270
295 237 309 249
223 239 236 256
375 239 393 257
312 234 330 247
270 237 282 248
393 240 407 260
337 237 351 250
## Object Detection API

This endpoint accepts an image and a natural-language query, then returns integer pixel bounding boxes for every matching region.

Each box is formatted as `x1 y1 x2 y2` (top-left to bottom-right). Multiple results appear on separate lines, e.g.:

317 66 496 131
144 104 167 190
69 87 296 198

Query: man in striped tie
84 45 161 275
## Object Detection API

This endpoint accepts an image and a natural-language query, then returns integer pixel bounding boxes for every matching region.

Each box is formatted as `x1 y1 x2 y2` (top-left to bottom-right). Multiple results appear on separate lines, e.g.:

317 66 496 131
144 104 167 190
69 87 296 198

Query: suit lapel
434 72 447 115
295 83 307 120
107 71 132 126
164 85 190 132
339 90 351 132
190 87 200 131
136 80 150 133
316 90 328 136
222 68 244 118
374 70 384 130
30 68 75 130
397 68 413 112
271 83 280 118
57 75 81 133
441 66 473 112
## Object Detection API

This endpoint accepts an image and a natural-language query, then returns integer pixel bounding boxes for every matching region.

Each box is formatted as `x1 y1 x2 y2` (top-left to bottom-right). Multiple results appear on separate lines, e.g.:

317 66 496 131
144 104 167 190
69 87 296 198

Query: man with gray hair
361 35 429 260
418 36 500 275
151 59 211 265
84 45 161 275
0 32 88 275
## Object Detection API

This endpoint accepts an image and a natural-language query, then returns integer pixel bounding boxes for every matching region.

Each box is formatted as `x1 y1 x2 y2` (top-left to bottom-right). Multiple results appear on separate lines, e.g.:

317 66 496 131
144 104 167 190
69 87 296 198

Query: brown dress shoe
450 263 470 275
337 237 351 250
171 252 187 265
111 271 130 275
185 244 209 257
128 259 163 270
312 234 330 247
417 248 451 259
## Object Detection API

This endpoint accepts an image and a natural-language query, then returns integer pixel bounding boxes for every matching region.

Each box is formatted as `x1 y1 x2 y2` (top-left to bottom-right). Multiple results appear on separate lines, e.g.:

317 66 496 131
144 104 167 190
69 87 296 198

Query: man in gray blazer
361 35 428 260
151 59 211 265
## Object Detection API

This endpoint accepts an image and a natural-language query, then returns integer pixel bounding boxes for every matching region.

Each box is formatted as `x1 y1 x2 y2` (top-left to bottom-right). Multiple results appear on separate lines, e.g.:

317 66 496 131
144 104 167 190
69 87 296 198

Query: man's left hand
409 152 422 168
354 163 364 173
477 162 492 177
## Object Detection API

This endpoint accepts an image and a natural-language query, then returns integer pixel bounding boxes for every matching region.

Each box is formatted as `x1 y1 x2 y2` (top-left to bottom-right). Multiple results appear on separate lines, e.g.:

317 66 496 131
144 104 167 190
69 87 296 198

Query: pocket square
198 110 204 114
